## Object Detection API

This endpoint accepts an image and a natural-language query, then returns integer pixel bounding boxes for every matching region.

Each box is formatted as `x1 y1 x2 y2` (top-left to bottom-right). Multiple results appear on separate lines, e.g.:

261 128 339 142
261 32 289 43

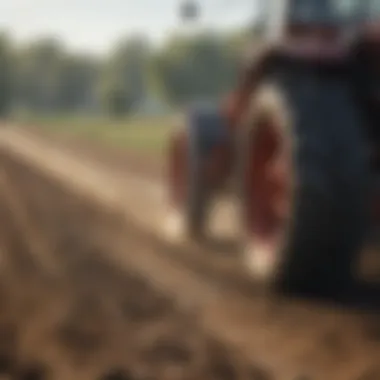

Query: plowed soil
0 127 380 380
0 151 257 380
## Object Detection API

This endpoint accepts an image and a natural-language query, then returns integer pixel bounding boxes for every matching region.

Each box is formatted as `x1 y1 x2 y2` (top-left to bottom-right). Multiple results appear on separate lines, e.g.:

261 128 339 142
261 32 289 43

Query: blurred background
0 0 263 118
0 0 264 154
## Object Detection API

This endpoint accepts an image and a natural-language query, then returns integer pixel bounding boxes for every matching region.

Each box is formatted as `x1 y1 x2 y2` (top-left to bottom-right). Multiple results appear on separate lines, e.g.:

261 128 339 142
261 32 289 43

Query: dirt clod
12 364 48 380
0 353 14 374
99 368 134 380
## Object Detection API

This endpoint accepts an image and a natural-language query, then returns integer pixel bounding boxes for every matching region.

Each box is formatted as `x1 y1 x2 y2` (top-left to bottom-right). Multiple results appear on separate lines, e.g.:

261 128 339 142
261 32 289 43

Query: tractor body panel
185 103 232 188
186 103 230 159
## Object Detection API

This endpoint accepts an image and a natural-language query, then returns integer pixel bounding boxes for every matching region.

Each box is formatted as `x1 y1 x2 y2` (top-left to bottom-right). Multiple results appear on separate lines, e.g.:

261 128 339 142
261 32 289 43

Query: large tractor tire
239 75 370 298
165 105 229 242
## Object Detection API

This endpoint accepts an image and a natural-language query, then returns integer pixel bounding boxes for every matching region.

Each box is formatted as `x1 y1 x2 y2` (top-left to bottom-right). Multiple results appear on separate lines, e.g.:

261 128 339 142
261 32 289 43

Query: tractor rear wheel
239 80 370 298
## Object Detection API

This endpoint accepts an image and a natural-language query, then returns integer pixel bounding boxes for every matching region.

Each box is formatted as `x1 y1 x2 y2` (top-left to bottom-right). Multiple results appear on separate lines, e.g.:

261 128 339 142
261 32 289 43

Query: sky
0 0 258 55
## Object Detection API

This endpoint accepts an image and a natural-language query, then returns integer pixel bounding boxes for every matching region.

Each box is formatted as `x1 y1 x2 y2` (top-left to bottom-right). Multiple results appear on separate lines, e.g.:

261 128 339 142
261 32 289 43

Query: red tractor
166 0 380 298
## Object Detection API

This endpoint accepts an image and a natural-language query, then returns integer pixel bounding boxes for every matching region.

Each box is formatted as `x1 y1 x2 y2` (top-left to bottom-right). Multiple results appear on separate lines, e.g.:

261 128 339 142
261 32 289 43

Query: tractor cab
257 0 380 40
238 0 380 151
249 0 380 64
229 0 380 125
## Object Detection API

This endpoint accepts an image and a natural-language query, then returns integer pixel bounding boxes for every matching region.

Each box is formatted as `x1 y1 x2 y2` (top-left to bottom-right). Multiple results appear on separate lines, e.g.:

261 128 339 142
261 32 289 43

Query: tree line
0 28 253 118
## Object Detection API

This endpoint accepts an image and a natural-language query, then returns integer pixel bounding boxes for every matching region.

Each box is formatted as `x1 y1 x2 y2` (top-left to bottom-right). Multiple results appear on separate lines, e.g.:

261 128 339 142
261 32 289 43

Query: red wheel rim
244 120 292 254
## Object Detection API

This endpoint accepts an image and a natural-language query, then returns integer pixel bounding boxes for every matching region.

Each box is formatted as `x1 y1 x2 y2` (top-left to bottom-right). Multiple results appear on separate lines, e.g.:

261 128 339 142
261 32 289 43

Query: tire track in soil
0 152 259 379
1 128 380 379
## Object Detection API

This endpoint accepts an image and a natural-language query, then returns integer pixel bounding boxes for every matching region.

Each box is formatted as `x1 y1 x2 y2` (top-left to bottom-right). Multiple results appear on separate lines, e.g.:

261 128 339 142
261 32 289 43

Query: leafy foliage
5 27 252 118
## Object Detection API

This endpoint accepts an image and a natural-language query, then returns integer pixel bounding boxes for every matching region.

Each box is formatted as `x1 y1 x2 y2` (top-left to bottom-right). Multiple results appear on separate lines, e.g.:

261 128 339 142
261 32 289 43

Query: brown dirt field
0 151 259 380
1 127 380 380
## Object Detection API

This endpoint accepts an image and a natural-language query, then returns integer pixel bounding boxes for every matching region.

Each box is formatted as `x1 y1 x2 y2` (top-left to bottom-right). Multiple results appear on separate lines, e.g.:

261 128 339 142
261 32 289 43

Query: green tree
55 54 99 112
98 34 151 117
16 38 64 112
151 31 240 106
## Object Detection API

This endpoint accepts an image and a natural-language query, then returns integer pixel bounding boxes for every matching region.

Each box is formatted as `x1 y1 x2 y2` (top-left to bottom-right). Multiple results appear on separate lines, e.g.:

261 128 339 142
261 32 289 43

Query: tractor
165 0 380 298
